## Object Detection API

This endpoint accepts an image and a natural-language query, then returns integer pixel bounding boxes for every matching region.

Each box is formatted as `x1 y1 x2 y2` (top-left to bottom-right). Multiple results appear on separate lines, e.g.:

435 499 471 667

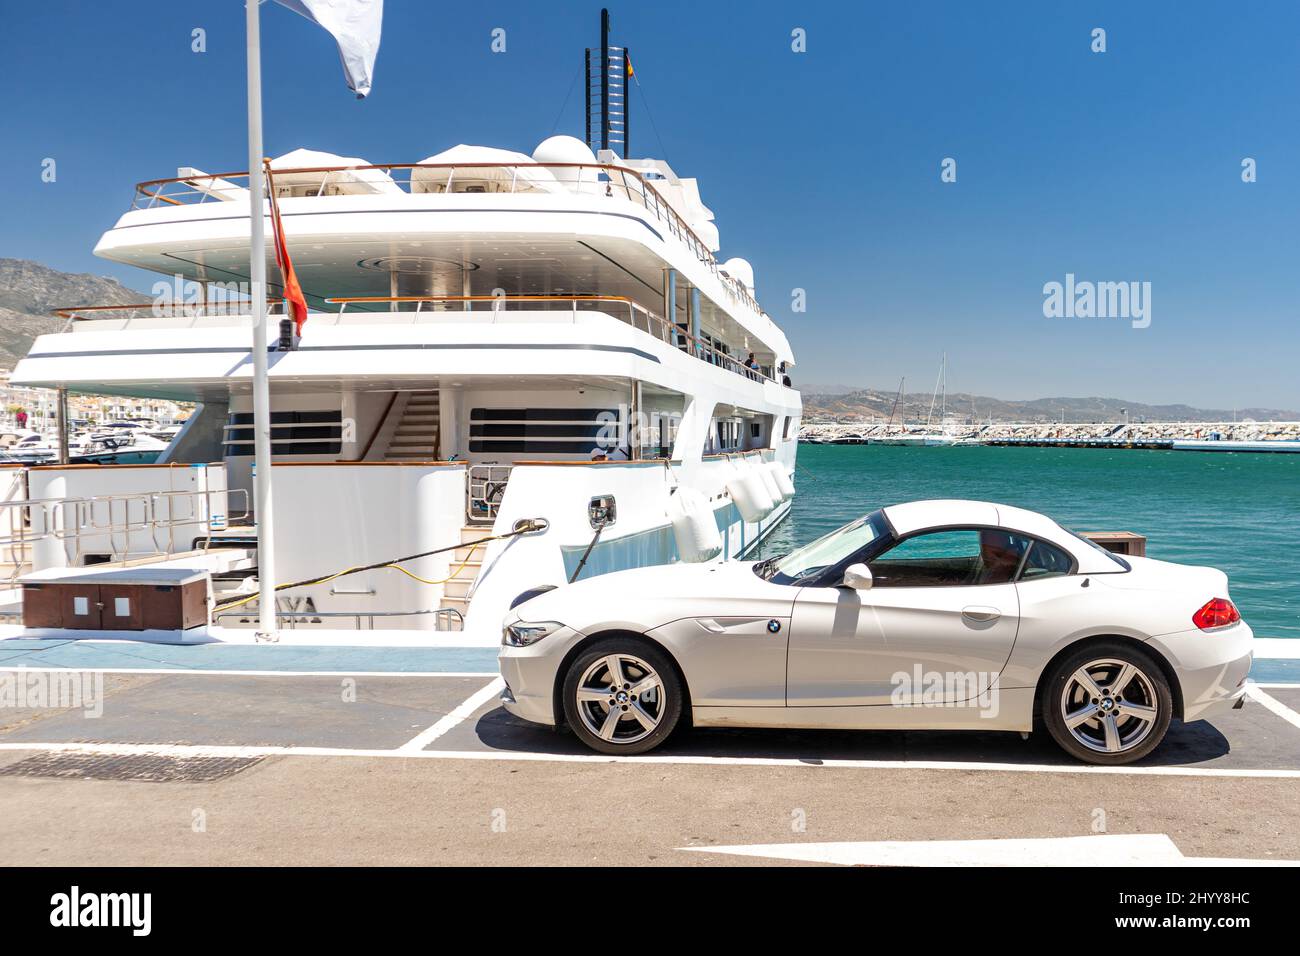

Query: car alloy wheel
1059 657 1161 755
574 653 666 745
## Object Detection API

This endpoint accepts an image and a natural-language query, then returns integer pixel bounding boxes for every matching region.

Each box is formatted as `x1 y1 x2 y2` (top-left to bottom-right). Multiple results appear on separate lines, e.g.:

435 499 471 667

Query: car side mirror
841 563 873 591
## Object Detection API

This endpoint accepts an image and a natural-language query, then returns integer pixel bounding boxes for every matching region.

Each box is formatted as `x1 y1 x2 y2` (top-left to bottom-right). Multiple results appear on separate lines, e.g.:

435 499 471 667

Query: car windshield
757 511 890 585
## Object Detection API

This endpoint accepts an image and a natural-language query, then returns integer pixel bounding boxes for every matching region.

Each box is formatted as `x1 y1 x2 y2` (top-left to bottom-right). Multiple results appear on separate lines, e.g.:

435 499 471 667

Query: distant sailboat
917 353 956 446
872 377 918 444
869 357 975 446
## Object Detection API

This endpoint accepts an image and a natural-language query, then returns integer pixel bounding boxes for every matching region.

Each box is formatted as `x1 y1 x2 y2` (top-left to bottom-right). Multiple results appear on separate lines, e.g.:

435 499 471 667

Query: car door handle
961 606 1001 623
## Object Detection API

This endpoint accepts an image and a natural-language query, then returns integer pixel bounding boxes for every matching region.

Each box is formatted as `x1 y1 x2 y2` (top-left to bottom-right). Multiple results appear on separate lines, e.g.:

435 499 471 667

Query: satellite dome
721 257 755 295
532 135 596 165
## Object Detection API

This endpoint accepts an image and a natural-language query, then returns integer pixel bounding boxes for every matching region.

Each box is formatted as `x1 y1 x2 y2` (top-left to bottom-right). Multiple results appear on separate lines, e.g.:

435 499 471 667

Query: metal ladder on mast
585 8 630 159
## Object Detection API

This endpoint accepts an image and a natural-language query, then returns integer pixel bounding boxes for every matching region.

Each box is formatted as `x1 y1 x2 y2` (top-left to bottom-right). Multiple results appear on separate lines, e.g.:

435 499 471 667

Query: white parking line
1254 638 1300 660
1246 685 1300 732
679 834 1300 867
0 667 497 678
1 738 1298 779
397 677 505 752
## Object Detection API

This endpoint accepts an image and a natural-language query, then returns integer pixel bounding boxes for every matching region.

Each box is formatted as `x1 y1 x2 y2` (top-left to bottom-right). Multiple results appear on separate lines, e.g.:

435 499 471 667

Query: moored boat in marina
2 14 800 645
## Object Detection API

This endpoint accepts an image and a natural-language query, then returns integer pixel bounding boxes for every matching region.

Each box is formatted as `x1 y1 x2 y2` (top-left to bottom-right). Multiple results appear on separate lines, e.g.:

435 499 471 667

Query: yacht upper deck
45 294 790 387
96 139 792 370
129 160 762 313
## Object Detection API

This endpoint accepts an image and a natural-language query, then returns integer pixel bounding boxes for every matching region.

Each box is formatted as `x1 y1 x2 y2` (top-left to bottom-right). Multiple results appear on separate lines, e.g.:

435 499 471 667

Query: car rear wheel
562 638 683 755
1042 642 1172 765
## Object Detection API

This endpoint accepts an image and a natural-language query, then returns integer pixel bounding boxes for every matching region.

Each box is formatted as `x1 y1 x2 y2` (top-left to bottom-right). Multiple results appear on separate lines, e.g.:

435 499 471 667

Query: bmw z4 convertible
498 499 1253 764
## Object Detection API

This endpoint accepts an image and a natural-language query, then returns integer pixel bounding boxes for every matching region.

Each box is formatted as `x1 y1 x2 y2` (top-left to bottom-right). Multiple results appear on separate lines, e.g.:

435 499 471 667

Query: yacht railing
327 295 776 383
129 162 766 319
52 300 285 331
0 487 250 582
49 295 777 384
212 607 464 631
467 463 514 523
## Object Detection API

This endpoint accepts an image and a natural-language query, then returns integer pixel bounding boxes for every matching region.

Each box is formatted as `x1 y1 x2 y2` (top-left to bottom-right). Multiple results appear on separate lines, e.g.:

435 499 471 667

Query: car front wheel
1042 642 1172 765
562 638 683 755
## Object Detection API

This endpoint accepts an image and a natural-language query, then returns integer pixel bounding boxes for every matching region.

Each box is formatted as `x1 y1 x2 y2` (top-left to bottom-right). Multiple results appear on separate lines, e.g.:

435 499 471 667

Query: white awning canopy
268 148 402 195
411 145 560 194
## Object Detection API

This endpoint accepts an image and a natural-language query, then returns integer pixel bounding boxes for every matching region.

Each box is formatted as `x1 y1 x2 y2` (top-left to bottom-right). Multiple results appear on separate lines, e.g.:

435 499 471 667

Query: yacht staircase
382 390 441 461
440 525 492 620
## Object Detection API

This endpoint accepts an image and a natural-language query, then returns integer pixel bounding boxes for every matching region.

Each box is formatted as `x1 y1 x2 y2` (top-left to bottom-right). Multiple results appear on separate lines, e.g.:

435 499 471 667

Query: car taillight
1193 598 1240 631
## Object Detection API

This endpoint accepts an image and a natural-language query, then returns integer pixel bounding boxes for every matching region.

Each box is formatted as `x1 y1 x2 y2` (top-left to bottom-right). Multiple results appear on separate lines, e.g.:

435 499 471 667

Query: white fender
668 486 722 562
756 461 784 504
766 460 795 500
727 463 775 522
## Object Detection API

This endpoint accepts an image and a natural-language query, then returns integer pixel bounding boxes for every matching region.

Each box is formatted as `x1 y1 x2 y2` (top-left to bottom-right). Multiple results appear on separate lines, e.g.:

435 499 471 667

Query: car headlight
502 621 565 647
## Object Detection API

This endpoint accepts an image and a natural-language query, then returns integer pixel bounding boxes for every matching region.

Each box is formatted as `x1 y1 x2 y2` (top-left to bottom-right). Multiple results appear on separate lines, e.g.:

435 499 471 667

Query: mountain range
800 386 1299 424
0 258 149 370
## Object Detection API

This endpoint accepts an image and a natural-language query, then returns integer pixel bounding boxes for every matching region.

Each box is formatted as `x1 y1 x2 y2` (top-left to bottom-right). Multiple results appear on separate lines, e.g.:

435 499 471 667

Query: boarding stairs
439 525 491 620
384 390 441 461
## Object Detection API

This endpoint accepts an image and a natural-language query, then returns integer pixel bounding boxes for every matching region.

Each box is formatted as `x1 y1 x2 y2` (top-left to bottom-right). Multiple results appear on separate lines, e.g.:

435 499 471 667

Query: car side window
863 528 1034 587
868 528 1029 587
1017 540 1073 581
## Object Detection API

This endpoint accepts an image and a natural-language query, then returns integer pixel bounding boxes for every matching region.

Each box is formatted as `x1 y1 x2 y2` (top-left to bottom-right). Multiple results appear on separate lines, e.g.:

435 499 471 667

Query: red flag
264 163 309 336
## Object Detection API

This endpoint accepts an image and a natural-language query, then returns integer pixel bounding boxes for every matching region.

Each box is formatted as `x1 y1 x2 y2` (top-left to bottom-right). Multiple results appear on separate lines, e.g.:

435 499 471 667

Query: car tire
1042 641 1173 765
562 637 683 755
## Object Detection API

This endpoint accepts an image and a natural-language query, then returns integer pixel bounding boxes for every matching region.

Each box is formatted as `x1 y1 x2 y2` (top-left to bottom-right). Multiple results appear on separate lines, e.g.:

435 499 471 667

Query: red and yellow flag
264 162 309 336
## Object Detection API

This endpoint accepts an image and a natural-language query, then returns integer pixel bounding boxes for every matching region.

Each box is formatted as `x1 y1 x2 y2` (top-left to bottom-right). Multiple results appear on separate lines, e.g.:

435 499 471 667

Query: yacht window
470 407 617 456
224 409 342 457
653 414 678 458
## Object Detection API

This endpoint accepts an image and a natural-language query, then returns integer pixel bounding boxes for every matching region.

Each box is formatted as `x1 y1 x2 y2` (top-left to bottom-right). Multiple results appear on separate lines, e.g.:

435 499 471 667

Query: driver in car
977 529 1025 584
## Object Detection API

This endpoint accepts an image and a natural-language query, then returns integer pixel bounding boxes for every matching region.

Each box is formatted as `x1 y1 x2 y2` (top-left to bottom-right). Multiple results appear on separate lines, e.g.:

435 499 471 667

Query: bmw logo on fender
767 619 782 634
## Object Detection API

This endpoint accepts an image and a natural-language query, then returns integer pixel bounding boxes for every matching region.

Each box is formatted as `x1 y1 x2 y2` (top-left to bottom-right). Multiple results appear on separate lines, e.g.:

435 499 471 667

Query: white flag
274 0 383 98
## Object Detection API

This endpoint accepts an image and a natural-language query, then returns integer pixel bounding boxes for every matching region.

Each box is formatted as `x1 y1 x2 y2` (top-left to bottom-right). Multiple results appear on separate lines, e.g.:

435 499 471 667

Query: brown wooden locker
20 584 62 628
140 581 209 630
98 585 145 630
63 583 104 629
22 569 211 632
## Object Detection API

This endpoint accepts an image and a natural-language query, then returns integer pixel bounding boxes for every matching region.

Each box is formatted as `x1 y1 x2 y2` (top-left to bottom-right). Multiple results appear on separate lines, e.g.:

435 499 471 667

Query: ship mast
586 9 631 158
926 354 946 430
886 377 904 430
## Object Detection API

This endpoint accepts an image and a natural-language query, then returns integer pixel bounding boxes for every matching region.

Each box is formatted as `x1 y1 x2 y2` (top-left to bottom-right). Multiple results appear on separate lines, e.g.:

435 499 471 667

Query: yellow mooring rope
213 521 544 614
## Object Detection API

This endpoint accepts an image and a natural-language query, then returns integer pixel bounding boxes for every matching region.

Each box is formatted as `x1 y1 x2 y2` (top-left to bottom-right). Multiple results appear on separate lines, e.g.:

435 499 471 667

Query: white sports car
498 499 1253 764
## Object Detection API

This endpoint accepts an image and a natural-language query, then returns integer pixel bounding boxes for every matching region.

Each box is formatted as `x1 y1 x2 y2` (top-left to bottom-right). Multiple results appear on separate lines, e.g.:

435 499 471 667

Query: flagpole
246 0 278 642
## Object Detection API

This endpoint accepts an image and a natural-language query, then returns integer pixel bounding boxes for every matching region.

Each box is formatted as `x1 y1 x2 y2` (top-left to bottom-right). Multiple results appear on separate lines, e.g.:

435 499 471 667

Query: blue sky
2 1 1297 409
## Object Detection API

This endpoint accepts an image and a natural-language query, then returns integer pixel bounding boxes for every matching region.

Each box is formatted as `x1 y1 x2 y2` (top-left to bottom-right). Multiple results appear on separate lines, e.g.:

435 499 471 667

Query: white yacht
7 22 800 644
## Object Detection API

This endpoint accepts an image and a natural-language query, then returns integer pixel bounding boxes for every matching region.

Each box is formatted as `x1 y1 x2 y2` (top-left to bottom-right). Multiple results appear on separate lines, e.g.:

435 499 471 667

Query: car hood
512 559 788 630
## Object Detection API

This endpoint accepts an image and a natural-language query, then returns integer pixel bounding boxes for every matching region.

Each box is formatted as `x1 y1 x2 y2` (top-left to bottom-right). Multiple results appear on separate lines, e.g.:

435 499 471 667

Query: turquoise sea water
757 444 1300 639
